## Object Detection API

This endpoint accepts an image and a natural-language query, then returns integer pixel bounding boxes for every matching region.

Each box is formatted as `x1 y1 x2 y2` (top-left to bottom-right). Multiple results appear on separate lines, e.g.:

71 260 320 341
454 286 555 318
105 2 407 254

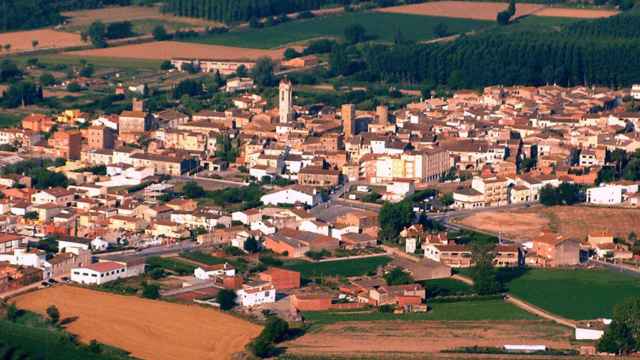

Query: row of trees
597 149 640 184
163 0 337 22
326 11 640 89
0 0 63 32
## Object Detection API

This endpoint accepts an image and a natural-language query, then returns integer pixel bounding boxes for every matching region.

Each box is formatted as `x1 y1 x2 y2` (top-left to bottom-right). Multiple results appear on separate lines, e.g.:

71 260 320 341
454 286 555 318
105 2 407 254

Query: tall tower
279 78 293 123
376 105 389 125
342 103 355 139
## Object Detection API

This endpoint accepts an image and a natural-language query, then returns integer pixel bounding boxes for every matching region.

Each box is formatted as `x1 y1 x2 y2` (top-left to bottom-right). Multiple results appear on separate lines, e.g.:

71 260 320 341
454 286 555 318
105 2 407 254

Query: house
341 233 377 249
423 244 472 268
586 185 623 205
260 185 321 207
529 232 580 267
587 231 614 247
70 261 129 285
31 188 75 206
0 233 23 254
594 243 633 260
298 166 340 187
194 263 236 280
368 283 426 308
58 238 91 255
231 209 262 225
258 267 301 290
236 281 276 307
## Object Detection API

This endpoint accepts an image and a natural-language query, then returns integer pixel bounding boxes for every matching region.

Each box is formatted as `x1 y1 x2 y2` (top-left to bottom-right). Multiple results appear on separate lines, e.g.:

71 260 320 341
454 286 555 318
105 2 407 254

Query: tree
612 297 640 345
24 211 38 221
328 43 349 76
283 48 300 60
244 236 260 253
39 72 56 86
344 24 366 44
598 320 636 355
262 316 289 343
235 65 247 78
249 16 261 28
6 303 19 322
152 25 170 41
378 200 413 243
216 289 237 310
88 340 102 354
3 44 11 52
46 305 60 324
142 282 160 299
31 40 39 49
87 21 108 48
470 242 502 295
160 60 174 70
249 335 275 358
433 23 449 38
79 64 94 77
183 181 206 199
384 267 414 285
251 57 275 87
0 59 22 82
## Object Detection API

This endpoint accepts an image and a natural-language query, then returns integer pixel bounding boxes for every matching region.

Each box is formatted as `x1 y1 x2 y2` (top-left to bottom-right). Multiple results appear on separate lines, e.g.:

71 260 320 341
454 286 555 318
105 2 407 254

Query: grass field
0 309 132 360
179 250 227 265
422 278 473 298
505 268 640 320
283 256 391 278
146 256 196 275
303 299 537 325
12 54 162 70
183 12 493 49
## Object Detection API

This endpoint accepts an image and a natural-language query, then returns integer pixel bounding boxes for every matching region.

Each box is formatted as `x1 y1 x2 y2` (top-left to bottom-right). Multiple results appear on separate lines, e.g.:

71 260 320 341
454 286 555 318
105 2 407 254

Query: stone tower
342 103 355 138
279 77 293 123
376 105 389 124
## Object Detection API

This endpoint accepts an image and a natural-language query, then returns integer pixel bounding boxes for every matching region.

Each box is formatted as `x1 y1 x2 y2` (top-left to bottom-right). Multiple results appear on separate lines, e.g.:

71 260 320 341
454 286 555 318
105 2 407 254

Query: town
1 0 640 359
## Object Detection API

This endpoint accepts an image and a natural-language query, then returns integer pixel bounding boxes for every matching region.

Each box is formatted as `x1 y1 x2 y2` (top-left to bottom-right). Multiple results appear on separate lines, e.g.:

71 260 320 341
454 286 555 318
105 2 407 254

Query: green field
303 299 537 324
0 312 131 359
146 256 196 275
505 268 640 320
179 250 227 265
422 278 473 298
11 54 162 70
182 12 493 49
283 256 391 278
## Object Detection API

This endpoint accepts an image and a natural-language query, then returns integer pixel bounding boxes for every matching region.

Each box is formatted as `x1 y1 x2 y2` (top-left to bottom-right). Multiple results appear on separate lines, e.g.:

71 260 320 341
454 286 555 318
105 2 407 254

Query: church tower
279 77 293 123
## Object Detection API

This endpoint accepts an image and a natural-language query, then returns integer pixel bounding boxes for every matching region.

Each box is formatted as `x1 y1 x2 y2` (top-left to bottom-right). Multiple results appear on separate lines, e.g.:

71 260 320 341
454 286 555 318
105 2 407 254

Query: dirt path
506 294 576 328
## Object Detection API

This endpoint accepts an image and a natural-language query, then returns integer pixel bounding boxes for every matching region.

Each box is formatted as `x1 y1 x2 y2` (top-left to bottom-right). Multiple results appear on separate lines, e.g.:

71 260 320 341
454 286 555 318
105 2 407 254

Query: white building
70 261 128 285
260 186 320 207
236 281 276 307
0 248 51 279
194 263 236 280
575 319 611 340
631 84 640 100
586 185 623 205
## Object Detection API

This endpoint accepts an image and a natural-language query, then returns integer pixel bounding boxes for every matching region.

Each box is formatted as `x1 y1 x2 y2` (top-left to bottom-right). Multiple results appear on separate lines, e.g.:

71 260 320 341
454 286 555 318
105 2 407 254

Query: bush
217 289 237 310
46 305 60 324
152 25 171 41
283 48 301 60
141 283 160 299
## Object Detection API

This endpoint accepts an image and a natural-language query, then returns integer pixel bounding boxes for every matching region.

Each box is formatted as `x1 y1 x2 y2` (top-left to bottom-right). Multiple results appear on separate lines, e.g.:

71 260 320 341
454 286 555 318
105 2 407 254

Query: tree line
162 0 341 22
331 13 640 89
0 0 63 32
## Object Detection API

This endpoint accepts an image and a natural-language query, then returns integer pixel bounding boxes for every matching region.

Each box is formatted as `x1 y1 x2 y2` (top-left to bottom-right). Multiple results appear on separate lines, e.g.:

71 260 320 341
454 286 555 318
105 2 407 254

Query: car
47 278 58 284
40 281 50 287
